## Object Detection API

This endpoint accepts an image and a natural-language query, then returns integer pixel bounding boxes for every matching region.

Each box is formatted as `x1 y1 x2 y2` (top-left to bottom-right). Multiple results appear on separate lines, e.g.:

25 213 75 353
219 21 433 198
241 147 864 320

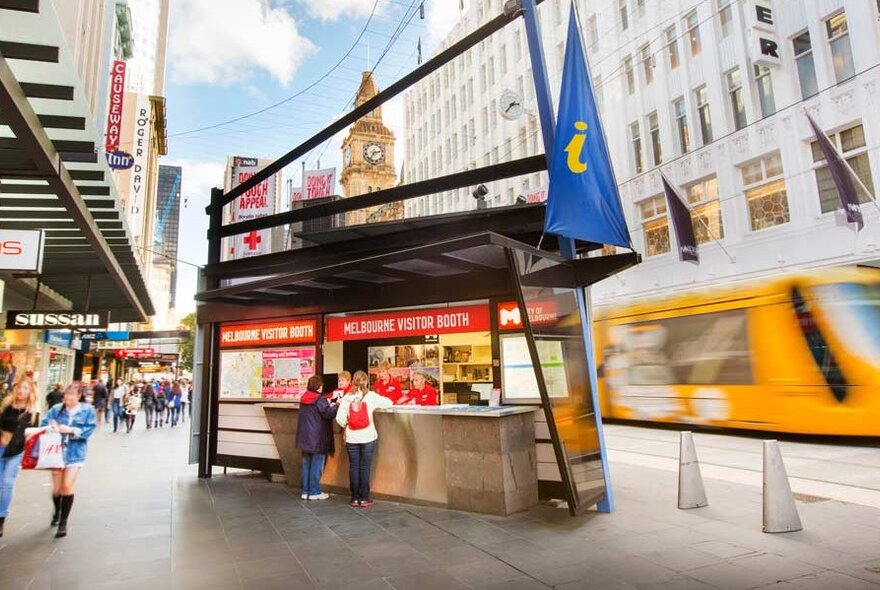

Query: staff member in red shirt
396 372 438 406
373 362 402 403
331 371 352 402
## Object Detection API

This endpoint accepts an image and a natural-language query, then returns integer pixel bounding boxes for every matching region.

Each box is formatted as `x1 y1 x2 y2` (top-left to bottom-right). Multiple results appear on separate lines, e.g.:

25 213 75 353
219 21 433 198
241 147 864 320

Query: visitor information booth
197 225 638 515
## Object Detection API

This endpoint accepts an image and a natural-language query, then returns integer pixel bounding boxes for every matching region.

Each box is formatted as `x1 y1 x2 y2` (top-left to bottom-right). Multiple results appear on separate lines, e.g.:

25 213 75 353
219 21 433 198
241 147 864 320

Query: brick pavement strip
0 421 878 589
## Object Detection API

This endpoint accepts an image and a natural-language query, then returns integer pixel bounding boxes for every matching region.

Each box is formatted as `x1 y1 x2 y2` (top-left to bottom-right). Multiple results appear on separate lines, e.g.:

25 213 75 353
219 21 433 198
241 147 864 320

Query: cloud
425 1 467 50
169 0 316 85
295 0 380 22
163 158 226 314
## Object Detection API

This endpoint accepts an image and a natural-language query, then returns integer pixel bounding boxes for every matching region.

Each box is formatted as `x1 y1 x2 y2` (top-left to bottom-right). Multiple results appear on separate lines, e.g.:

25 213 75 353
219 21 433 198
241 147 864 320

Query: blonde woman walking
0 377 39 536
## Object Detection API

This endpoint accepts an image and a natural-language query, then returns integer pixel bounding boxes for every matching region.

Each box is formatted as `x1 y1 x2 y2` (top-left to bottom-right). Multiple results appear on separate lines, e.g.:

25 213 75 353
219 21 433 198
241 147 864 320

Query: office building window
793 31 818 99
665 26 680 69
619 0 629 30
624 55 635 95
686 176 724 243
727 67 747 131
640 44 653 85
754 64 775 117
500 45 507 75
741 152 789 230
513 30 522 61
638 195 670 256
811 123 875 213
648 111 662 166
695 85 712 144
587 14 599 52
673 97 690 154
637 0 646 17
718 0 733 38
685 11 701 56
630 121 644 174
594 73 604 112
826 12 855 83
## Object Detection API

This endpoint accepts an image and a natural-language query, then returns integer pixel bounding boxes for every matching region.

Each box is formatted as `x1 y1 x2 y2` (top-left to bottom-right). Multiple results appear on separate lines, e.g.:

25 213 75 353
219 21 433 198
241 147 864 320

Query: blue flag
544 4 631 249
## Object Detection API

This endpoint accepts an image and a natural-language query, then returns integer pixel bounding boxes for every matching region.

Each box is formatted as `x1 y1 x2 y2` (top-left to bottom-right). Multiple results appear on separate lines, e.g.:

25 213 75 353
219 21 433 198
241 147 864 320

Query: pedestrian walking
335 370 392 508
154 384 168 428
45 382 63 409
41 382 97 538
0 377 39 537
170 382 183 427
123 388 141 433
111 379 126 433
296 376 338 501
142 381 156 429
92 380 108 424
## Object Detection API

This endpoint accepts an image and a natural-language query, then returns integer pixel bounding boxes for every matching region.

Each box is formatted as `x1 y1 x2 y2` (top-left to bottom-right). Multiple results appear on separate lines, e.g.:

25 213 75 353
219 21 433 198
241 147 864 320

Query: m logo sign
5 311 110 330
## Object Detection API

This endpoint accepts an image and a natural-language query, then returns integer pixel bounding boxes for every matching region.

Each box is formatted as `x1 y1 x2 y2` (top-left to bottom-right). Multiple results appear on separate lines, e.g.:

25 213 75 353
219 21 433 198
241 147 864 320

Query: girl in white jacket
335 370 392 508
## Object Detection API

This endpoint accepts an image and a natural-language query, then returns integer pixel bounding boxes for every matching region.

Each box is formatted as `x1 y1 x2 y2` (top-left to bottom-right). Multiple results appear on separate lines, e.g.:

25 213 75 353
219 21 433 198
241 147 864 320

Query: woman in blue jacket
41 382 96 538
296 376 338 501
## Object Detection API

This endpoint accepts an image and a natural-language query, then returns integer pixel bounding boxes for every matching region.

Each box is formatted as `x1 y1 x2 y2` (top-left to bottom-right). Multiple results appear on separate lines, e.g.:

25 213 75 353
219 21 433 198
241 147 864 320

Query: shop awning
0 2 154 322
196 232 639 318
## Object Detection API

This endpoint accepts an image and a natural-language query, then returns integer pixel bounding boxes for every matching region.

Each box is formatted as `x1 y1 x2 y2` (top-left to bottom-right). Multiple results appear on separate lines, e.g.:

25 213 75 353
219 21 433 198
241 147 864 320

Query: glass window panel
641 44 653 85
666 26 680 69
691 200 724 244
620 0 628 30
718 0 733 38
511 250 609 513
765 152 784 178
686 12 701 56
643 217 671 256
840 125 866 151
741 161 764 185
747 179 790 230
754 64 776 117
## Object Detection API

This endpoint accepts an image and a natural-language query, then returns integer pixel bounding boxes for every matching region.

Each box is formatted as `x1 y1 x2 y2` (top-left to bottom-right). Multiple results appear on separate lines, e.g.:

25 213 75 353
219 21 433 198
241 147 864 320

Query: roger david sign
749 0 780 66
6 311 109 330
0 229 45 273
128 93 151 237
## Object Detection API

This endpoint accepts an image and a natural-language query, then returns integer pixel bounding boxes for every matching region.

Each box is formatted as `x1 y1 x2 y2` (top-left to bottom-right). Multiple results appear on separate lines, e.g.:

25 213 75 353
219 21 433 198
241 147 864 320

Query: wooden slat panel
216 441 280 460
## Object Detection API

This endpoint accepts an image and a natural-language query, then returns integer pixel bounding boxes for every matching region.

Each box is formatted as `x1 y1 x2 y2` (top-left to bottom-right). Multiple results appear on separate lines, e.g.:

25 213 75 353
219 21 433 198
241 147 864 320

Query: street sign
0 229 45 273
114 348 156 359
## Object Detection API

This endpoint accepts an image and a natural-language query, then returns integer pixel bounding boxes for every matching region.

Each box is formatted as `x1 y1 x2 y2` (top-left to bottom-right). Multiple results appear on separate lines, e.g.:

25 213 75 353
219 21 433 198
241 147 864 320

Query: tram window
608 309 752 385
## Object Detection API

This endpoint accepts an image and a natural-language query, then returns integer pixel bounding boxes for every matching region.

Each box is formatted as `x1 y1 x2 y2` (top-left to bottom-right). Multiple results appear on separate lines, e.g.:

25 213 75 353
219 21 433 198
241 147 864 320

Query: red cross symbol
243 231 262 251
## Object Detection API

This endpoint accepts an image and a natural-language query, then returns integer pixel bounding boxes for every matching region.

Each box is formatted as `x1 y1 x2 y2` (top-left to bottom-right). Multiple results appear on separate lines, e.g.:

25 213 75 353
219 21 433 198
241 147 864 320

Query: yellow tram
595 268 880 436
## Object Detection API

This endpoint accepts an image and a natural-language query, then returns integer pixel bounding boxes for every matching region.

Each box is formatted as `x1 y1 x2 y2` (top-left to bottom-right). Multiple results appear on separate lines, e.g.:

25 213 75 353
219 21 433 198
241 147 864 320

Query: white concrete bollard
763 440 803 533
678 431 708 510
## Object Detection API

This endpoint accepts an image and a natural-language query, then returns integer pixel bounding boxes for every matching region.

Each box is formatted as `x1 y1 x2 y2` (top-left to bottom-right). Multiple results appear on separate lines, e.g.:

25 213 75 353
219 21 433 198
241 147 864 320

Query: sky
165 0 468 316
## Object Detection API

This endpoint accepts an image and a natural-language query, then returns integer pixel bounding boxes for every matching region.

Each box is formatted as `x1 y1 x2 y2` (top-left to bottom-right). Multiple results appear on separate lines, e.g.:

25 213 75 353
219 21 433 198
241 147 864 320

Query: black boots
55 495 73 538
0 516 5 537
51 495 61 526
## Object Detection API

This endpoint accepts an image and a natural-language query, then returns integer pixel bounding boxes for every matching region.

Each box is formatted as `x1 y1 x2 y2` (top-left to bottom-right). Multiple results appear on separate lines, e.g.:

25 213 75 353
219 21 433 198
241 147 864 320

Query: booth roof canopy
0 1 154 321
195 232 639 322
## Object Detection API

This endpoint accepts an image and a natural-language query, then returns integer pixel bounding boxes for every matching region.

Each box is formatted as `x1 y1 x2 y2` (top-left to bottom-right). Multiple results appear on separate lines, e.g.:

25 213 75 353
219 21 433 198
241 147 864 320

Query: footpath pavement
0 416 879 590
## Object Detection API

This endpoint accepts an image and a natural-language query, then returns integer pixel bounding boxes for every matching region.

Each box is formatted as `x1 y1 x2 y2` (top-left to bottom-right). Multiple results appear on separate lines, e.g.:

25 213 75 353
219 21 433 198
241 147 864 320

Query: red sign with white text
497 300 560 330
104 60 126 152
326 306 490 341
114 348 155 359
220 319 317 348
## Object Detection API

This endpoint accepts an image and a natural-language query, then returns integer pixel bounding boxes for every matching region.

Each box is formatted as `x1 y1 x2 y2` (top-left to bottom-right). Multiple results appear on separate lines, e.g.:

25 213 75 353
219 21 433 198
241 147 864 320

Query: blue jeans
345 441 375 502
301 453 325 496
112 399 124 431
0 448 23 518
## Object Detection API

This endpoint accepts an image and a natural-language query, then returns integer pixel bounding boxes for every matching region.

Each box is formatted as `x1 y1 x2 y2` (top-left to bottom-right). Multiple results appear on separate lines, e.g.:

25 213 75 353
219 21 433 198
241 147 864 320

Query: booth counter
261 403 539 516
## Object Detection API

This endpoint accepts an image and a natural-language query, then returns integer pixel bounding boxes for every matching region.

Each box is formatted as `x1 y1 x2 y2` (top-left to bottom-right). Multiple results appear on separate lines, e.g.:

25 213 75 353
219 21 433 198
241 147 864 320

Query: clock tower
339 72 401 225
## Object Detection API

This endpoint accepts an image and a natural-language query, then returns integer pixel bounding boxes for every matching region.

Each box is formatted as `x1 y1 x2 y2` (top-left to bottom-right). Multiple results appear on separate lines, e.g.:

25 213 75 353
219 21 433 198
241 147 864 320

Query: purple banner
806 113 864 231
661 174 698 263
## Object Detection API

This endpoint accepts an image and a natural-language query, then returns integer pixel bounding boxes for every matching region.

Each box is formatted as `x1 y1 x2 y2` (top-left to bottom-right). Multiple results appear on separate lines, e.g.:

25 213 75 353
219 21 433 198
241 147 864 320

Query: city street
0 418 879 589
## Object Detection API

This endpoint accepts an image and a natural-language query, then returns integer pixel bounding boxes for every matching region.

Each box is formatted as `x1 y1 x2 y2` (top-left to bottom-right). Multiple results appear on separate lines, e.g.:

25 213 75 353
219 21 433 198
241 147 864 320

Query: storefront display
220 346 316 400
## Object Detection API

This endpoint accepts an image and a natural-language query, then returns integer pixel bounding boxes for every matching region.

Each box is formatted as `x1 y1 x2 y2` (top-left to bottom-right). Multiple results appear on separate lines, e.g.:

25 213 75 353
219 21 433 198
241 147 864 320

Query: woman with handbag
0 377 39 537
41 382 97 538
335 370 392 508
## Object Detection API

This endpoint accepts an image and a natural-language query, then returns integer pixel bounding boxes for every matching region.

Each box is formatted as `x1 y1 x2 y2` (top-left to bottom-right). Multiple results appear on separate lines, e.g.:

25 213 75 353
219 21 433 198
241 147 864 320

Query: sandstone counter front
260 404 539 515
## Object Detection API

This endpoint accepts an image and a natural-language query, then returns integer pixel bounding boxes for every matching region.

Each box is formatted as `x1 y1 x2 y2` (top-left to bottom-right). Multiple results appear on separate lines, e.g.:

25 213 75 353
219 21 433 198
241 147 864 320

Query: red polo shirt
375 377 403 403
407 383 438 406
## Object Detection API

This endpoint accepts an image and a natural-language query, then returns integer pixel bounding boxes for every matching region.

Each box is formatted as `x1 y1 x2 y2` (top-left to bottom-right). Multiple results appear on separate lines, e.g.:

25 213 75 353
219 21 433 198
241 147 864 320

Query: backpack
155 392 167 411
348 396 370 430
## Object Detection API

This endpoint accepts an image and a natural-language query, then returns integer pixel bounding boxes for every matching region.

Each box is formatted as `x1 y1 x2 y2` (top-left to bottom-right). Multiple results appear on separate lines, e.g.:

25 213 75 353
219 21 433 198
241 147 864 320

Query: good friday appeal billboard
229 157 277 259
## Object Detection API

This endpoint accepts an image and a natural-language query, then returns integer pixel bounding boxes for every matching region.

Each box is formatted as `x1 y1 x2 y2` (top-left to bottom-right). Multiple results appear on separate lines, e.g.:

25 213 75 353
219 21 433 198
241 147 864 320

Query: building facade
340 72 402 225
403 0 880 303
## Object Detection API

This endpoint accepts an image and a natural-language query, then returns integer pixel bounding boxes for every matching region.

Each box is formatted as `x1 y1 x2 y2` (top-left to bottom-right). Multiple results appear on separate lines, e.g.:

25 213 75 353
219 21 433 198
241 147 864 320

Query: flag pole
841 154 880 215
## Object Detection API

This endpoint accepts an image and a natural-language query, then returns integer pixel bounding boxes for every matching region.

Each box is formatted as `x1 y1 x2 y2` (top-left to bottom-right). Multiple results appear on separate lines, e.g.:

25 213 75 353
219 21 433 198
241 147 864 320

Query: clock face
363 142 385 164
499 89 524 121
